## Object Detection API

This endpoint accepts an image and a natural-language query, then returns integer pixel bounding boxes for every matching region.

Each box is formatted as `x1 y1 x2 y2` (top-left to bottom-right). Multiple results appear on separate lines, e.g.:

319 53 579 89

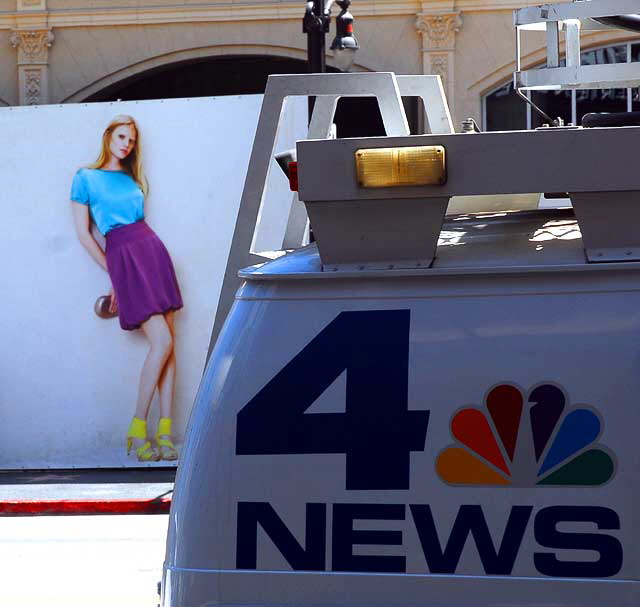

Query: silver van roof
240 208 640 281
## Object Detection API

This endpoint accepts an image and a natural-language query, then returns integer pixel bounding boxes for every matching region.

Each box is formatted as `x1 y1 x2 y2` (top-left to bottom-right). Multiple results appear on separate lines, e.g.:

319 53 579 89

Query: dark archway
86 55 325 101
85 55 422 137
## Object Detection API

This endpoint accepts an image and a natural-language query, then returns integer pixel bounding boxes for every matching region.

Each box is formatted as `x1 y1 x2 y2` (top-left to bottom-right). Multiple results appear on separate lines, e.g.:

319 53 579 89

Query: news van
161 2 640 605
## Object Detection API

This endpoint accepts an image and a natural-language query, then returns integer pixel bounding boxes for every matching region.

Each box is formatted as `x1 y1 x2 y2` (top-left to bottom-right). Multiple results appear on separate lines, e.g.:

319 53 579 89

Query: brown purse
94 295 118 319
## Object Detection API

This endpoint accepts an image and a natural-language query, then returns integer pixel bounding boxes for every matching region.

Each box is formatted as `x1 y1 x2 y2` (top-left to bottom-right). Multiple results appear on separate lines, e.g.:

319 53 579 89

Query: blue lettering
236 502 326 570
235 502 624 578
411 504 532 574
332 504 406 572
534 505 622 577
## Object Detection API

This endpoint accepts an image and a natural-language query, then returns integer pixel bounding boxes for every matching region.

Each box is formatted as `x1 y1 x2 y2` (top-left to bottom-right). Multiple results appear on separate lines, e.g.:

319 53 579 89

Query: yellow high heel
156 417 178 461
127 417 160 462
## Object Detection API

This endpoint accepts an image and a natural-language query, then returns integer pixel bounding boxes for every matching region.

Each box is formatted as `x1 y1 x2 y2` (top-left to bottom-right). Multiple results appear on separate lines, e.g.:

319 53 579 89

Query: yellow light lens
355 145 446 188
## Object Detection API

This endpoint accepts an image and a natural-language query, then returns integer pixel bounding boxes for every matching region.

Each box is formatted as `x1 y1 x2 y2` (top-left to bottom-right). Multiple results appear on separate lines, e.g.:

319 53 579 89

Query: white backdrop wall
0 95 305 468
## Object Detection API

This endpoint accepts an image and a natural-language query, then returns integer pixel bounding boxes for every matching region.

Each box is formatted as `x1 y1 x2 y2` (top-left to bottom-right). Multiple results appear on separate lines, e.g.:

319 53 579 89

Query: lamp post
303 0 359 114
303 0 328 75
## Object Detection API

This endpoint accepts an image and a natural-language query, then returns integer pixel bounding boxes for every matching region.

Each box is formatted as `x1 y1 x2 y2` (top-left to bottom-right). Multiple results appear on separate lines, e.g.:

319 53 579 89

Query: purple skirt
106 221 183 330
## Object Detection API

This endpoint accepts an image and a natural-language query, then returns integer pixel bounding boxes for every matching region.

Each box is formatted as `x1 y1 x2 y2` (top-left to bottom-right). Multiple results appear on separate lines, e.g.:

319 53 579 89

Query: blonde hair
89 114 148 196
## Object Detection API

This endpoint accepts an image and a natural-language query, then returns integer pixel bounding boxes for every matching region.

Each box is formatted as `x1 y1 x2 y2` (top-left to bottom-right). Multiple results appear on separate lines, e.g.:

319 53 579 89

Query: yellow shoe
156 417 178 461
127 417 160 462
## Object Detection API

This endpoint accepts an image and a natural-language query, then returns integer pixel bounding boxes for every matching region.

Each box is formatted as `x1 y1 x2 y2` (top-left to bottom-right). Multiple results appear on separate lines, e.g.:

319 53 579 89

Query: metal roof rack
514 0 640 125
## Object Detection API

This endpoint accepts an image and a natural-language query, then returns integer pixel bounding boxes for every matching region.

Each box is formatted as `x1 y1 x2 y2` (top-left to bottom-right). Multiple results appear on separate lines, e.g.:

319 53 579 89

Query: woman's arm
71 202 108 272
72 202 118 313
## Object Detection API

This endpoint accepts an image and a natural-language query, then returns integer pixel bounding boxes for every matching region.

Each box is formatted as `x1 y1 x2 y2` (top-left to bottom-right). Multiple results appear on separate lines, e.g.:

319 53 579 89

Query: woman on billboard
70 115 182 462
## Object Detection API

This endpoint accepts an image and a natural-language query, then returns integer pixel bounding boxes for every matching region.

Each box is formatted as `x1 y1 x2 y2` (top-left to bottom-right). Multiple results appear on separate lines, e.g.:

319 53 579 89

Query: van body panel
164 567 638 607
164 223 640 604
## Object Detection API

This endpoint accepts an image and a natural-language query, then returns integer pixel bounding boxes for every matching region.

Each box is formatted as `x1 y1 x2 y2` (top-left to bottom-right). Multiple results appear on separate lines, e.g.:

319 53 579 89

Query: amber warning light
355 145 446 188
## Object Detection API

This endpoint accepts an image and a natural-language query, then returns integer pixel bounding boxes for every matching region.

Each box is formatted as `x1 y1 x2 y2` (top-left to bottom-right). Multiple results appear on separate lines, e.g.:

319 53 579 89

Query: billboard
0 95 305 468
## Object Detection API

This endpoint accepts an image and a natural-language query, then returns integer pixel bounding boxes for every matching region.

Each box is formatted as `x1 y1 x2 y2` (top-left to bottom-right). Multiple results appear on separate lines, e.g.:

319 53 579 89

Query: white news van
162 2 640 605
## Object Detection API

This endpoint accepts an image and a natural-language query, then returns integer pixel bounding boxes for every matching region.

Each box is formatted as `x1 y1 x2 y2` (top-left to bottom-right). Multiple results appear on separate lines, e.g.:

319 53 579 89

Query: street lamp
330 0 359 72
303 0 359 74
303 0 359 117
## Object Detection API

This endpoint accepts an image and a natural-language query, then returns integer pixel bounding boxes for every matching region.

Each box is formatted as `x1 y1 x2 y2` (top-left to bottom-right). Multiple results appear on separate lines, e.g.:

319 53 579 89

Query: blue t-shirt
70 168 145 235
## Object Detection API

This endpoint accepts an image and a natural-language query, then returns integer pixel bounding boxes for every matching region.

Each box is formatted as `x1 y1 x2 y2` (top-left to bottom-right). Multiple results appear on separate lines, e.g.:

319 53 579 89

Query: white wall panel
0 94 300 468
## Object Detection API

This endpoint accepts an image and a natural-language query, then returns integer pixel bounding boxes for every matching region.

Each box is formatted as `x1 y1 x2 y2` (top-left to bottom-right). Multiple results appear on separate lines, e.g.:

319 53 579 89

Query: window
483 42 640 130
484 82 527 131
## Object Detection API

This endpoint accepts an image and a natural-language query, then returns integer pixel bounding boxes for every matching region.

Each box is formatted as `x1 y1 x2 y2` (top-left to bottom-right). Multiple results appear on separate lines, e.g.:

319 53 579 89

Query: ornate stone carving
415 12 462 51
416 12 461 112
10 30 54 65
23 68 43 105
429 53 449 93
11 29 53 105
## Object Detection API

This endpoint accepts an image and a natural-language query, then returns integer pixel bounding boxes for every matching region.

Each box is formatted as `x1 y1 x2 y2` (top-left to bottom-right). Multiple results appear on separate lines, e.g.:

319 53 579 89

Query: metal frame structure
484 41 640 130
515 0 640 91
209 72 451 351
297 126 640 269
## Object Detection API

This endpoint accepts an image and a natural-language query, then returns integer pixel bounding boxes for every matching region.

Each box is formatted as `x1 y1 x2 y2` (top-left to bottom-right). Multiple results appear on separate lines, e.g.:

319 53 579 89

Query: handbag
94 295 118 319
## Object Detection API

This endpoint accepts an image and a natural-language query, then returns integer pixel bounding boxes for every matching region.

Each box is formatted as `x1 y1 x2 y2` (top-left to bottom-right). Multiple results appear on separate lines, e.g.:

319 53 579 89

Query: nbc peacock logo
437 383 615 487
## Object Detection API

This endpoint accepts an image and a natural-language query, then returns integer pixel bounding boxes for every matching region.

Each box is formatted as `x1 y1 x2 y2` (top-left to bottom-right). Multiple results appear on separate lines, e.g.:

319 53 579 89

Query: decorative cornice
10 29 54 64
18 0 47 11
416 12 462 51
0 1 441 30
0 2 414 29
0 0 607 31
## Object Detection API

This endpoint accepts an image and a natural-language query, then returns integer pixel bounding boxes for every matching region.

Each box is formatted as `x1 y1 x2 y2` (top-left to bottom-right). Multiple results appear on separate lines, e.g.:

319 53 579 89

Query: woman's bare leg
134 314 174 421
158 311 176 419
156 311 178 459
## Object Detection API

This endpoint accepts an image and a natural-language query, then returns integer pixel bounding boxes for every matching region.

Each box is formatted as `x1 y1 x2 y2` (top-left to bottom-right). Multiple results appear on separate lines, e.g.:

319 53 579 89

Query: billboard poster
0 95 305 468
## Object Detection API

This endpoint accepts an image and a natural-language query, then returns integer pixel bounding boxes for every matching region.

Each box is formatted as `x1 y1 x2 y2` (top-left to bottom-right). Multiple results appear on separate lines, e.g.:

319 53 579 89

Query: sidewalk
0 513 168 606
0 468 175 515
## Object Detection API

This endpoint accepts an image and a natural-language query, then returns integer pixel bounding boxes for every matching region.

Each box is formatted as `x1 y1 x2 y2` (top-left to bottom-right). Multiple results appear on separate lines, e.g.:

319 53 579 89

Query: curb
0 496 171 516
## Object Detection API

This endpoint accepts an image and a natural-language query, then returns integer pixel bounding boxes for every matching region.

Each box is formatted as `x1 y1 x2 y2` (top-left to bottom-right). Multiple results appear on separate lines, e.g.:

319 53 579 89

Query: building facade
0 0 638 130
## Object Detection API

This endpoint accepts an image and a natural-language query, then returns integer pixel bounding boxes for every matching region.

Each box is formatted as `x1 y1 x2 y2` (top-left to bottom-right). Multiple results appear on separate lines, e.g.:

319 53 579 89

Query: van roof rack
515 0 640 124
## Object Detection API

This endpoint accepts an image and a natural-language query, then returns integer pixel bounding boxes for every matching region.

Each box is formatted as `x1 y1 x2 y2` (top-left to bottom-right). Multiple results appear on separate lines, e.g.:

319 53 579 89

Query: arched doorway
85 54 392 137
86 55 324 100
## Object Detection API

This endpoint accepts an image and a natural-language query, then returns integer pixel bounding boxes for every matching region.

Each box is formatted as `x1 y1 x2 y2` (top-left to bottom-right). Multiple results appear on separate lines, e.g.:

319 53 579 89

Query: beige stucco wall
355 15 422 74
456 10 547 123
50 15 420 103
0 29 17 105
0 1 638 124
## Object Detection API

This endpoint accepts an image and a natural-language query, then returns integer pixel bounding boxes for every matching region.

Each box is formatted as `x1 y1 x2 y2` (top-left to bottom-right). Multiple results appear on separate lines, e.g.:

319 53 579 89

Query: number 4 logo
236 310 429 490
